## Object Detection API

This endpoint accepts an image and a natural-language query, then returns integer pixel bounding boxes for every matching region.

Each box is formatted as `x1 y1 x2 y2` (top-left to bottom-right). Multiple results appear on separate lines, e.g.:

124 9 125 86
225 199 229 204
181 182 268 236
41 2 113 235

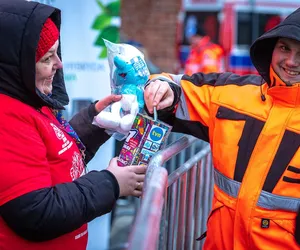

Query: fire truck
178 0 300 75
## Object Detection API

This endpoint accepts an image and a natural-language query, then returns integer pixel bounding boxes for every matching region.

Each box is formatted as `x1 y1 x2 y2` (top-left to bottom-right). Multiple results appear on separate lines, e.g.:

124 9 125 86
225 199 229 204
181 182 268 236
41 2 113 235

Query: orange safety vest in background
151 68 300 250
184 36 224 76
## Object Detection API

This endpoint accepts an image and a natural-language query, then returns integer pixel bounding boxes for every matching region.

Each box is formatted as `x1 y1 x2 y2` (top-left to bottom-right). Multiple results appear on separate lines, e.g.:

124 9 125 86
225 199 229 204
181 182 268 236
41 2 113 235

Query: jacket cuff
100 170 120 199
88 102 98 121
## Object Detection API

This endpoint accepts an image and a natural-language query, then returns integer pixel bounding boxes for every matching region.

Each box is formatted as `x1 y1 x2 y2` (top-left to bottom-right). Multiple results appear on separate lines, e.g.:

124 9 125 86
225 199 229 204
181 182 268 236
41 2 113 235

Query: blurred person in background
184 23 224 75
144 7 300 250
0 1 146 249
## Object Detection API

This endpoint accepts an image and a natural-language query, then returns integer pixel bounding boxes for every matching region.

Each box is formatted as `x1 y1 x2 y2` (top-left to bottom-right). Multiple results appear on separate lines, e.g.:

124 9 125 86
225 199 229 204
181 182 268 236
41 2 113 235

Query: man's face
35 40 62 95
271 38 300 84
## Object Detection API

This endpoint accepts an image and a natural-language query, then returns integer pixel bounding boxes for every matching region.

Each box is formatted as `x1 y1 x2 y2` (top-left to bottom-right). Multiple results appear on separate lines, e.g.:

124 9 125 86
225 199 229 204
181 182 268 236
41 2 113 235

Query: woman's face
35 40 62 95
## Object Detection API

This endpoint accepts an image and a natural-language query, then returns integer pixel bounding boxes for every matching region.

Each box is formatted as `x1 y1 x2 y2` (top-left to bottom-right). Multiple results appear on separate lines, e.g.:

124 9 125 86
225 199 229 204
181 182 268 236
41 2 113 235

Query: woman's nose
55 56 63 69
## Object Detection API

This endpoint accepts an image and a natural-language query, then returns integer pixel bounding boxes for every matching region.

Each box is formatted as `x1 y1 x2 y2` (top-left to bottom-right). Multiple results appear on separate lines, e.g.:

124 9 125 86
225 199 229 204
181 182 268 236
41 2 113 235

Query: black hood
0 0 69 109
250 8 300 84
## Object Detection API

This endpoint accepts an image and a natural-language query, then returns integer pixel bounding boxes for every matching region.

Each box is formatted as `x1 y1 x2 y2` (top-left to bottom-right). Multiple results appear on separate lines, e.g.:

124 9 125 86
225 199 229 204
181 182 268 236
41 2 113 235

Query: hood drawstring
260 79 266 102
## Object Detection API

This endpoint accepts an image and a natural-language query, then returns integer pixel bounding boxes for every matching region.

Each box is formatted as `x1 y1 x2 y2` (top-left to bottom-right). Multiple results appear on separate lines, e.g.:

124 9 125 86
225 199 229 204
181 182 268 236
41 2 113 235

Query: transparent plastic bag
93 39 150 140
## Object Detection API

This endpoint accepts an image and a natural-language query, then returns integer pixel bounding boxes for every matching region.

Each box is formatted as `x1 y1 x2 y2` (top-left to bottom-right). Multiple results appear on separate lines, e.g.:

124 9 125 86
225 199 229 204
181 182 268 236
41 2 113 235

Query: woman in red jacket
0 1 146 249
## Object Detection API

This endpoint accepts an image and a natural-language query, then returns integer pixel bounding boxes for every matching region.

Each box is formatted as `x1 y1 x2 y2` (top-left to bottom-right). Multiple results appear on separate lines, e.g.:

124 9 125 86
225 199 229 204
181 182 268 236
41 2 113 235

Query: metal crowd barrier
127 135 214 250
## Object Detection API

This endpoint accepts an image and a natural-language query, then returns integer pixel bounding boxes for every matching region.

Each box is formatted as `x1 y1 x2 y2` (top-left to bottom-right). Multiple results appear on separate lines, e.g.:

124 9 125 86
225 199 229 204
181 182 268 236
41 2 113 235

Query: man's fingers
95 94 122 113
145 80 172 113
145 83 161 113
145 81 160 100
152 84 165 107
156 97 173 110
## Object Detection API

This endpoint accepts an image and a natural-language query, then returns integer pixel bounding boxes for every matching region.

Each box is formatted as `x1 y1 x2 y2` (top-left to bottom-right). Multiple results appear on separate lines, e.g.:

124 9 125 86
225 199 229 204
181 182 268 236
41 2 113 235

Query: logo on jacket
70 152 85 180
50 123 73 155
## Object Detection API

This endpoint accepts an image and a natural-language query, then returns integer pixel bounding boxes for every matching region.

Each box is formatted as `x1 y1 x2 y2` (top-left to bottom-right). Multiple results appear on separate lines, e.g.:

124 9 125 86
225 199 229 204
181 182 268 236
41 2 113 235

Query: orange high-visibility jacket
184 36 224 76
151 8 300 250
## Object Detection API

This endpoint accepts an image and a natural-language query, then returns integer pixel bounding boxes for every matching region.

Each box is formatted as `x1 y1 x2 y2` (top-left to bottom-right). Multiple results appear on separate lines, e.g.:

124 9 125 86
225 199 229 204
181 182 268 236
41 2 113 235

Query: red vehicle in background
178 0 300 75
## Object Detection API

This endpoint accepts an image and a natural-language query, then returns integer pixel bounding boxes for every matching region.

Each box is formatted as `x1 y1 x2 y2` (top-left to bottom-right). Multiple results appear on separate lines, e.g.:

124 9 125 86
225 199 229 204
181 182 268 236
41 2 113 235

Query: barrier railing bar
168 145 211 186
163 190 169 250
145 136 198 187
200 154 214 249
194 160 203 250
127 167 168 250
208 154 214 211
167 183 177 250
158 188 168 250
128 136 212 250
176 173 187 250
185 165 197 250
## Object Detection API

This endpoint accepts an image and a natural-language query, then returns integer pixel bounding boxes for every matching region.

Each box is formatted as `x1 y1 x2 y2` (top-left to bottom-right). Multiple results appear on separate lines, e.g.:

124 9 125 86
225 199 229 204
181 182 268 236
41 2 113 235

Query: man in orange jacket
184 24 224 75
144 7 300 250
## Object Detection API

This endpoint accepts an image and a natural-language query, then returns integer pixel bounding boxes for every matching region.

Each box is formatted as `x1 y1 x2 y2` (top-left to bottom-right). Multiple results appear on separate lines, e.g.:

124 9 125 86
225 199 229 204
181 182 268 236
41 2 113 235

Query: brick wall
120 0 181 72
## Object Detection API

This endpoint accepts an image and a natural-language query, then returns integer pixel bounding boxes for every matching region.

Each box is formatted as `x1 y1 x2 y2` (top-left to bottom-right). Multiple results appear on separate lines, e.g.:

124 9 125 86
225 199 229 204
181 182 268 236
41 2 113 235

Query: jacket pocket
250 216 298 250
213 106 265 181
216 106 248 120
207 199 224 224
214 106 264 145
213 106 247 146
197 199 224 240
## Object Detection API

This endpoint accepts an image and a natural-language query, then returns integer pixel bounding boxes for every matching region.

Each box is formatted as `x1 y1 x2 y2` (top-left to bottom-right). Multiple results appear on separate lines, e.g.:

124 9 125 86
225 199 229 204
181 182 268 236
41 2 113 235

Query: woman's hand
106 157 147 197
94 94 122 113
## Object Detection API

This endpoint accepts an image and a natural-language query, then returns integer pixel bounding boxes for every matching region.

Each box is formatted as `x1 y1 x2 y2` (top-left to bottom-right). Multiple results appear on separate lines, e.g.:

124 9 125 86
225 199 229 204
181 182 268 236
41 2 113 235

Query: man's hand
94 95 122 113
106 157 147 197
144 80 174 114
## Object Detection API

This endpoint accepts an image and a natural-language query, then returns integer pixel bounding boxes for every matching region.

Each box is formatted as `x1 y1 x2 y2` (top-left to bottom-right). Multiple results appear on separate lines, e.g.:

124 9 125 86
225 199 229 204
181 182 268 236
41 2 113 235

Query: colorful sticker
117 113 172 166
144 140 152 149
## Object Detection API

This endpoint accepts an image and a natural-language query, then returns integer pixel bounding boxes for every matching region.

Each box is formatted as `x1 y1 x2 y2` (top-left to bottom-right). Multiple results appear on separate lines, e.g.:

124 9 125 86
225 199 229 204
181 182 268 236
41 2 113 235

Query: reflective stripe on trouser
214 168 300 212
